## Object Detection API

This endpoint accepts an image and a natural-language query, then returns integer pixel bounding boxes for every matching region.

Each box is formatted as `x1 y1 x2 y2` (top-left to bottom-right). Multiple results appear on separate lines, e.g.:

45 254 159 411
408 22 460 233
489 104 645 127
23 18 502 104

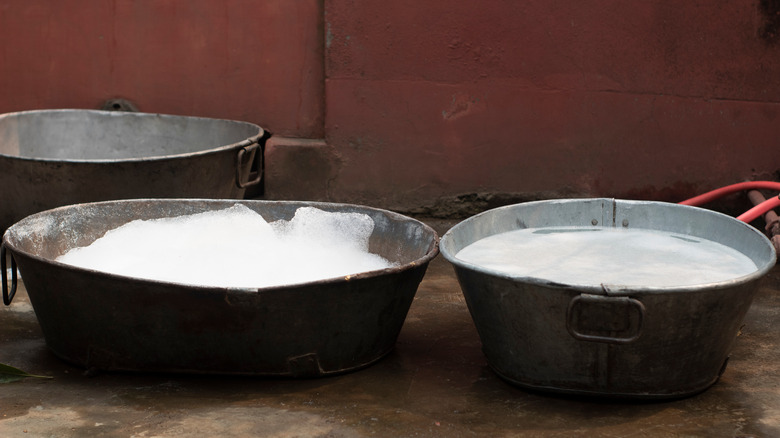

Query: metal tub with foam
2 199 438 376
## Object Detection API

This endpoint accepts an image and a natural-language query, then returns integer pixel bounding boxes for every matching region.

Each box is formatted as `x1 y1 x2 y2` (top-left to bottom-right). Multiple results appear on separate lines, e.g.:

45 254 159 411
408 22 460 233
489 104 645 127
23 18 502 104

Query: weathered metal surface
0 244 17 305
2 199 438 376
440 198 776 399
0 109 265 235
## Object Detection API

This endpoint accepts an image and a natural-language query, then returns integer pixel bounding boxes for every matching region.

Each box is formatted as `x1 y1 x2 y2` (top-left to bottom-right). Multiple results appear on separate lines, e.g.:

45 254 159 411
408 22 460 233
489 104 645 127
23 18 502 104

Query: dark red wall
3 1 780 214
0 1 323 137
324 0 780 213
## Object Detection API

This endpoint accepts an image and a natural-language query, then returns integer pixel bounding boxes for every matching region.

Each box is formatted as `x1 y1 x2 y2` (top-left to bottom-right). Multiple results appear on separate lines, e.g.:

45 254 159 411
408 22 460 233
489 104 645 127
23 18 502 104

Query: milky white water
56 204 398 288
455 227 758 287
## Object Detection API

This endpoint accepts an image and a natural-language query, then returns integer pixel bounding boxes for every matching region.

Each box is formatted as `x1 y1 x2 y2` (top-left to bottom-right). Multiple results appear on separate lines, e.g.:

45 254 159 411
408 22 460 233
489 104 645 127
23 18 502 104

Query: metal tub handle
566 293 645 344
1 243 18 306
235 138 263 189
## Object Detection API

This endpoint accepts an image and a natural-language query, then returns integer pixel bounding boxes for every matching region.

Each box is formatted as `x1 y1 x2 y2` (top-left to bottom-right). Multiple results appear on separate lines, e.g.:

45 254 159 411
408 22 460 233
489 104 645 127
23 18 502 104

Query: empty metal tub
0 109 264 235
440 198 776 399
1 199 438 376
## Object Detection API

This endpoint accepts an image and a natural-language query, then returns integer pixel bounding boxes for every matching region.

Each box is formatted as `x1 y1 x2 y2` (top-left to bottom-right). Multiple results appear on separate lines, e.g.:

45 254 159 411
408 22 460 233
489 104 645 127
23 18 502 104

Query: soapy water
455 227 758 288
57 204 398 288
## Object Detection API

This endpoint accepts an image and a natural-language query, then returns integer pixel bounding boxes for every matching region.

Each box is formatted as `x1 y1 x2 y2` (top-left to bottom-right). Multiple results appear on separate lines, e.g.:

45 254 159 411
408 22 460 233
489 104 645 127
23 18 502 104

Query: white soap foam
56 204 398 288
455 227 758 288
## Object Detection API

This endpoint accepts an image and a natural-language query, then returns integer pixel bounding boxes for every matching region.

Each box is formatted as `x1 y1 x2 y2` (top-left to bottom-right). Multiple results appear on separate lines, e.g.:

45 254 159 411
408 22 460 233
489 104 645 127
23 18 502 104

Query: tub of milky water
1 199 438 376
440 198 776 399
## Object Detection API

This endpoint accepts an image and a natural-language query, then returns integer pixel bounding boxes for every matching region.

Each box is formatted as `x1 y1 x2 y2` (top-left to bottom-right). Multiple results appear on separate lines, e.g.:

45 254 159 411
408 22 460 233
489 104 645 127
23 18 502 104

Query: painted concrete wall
0 1 323 137
2 1 780 216
324 0 780 215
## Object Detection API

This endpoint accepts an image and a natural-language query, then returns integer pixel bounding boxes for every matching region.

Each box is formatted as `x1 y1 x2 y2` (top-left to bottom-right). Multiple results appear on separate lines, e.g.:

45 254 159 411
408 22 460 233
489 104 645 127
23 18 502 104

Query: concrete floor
1 219 779 437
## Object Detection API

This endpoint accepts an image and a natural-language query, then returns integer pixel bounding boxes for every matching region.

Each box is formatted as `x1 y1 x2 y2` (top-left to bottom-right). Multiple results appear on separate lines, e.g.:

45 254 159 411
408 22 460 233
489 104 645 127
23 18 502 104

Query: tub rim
3 198 440 292
440 197 776 294
0 108 265 163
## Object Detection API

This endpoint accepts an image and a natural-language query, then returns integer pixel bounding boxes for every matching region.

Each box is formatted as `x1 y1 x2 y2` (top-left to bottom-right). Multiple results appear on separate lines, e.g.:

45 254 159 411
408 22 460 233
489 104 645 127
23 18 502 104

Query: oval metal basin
2 199 439 377
0 109 265 235
441 198 776 399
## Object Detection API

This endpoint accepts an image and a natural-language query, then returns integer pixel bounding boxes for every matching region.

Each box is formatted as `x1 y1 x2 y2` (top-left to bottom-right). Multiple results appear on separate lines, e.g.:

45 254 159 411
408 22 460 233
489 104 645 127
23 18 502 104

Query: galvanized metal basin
0 109 264 235
440 198 776 399
1 199 439 376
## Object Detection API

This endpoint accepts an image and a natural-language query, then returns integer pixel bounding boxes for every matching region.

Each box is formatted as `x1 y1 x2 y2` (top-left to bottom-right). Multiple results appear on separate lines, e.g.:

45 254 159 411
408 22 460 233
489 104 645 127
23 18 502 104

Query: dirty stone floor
1 220 779 437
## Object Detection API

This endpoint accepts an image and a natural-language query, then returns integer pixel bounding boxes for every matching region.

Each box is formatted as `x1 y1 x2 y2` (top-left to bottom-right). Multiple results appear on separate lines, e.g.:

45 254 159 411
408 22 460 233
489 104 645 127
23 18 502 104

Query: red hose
679 181 780 206
736 195 780 223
